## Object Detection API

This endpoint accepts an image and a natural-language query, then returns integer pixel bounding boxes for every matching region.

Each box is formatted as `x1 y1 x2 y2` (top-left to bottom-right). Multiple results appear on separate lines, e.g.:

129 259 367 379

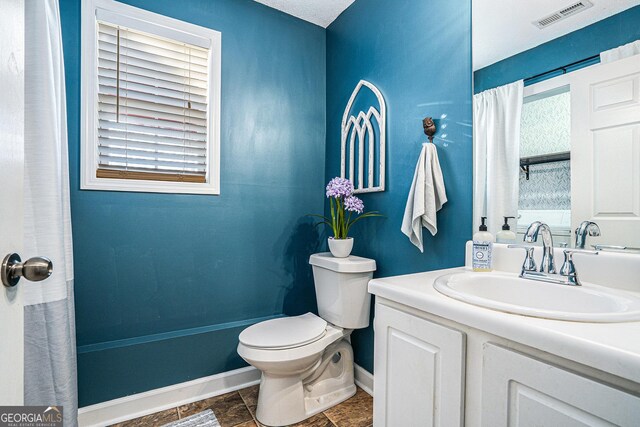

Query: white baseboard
78 363 373 426
354 364 373 396
78 366 260 427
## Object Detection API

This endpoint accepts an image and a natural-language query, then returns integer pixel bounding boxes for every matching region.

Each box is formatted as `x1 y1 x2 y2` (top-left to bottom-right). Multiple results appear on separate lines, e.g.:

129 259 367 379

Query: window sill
81 175 220 195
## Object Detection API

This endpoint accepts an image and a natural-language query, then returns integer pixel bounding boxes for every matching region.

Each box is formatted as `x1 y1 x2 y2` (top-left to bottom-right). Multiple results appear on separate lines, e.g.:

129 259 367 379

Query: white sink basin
434 271 640 322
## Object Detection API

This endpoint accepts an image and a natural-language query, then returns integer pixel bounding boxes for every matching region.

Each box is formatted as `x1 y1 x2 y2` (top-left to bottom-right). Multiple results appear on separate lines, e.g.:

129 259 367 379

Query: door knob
1 253 53 288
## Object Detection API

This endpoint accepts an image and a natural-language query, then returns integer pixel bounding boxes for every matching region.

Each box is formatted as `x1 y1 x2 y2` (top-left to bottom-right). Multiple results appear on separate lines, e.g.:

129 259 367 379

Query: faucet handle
560 249 598 286
563 248 598 256
508 244 537 274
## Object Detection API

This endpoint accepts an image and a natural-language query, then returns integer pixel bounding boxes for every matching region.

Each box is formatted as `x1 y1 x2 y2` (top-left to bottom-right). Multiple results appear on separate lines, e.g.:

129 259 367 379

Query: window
518 86 571 244
81 0 221 194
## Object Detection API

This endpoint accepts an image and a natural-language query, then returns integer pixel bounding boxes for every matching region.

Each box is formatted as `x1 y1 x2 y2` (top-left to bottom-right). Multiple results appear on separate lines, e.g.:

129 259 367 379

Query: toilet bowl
237 253 376 427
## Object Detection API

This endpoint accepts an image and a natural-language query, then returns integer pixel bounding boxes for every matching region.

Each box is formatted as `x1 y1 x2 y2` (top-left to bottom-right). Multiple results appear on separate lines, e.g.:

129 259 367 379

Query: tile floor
111 385 372 427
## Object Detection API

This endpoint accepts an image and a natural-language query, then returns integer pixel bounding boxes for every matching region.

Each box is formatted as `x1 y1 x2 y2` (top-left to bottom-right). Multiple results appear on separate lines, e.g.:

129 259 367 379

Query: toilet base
255 339 355 426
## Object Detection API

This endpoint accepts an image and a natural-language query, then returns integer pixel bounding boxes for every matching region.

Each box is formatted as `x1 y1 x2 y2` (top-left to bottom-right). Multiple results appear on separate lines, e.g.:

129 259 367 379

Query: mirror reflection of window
518 88 571 246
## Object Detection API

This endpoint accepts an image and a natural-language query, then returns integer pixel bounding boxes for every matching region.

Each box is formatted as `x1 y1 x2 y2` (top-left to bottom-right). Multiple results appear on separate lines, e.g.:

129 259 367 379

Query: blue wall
60 0 327 406
474 6 640 93
326 0 473 372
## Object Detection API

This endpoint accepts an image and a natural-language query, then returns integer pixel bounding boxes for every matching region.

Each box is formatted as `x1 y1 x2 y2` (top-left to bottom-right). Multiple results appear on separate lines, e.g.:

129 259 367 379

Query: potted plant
311 177 382 258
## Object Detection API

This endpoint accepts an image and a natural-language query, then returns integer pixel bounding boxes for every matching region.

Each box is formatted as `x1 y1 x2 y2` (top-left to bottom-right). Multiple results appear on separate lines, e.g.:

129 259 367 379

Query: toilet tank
309 253 376 329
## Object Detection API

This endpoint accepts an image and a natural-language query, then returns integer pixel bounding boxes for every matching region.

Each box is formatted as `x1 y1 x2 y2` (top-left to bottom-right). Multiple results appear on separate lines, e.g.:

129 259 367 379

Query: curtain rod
523 54 600 85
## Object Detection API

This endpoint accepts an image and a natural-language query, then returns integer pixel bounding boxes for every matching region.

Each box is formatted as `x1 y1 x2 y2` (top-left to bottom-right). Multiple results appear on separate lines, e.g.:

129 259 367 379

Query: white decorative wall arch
341 80 386 193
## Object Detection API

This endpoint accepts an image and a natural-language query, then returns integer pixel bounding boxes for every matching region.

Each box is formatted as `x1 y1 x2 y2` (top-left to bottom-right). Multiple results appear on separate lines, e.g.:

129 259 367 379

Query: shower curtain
600 40 640 63
473 80 524 235
24 0 77 425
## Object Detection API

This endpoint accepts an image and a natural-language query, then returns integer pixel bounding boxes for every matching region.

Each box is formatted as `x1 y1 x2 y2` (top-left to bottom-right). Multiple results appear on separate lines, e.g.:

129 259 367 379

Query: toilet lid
239 313 328 349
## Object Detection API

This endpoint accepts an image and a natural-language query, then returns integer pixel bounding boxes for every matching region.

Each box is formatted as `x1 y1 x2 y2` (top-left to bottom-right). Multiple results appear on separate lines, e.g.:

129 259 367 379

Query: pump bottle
496 216 517 244
472 217 494 272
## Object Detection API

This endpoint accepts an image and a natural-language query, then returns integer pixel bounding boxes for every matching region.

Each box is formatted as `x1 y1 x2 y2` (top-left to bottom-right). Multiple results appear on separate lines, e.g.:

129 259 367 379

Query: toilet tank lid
309 253 376 273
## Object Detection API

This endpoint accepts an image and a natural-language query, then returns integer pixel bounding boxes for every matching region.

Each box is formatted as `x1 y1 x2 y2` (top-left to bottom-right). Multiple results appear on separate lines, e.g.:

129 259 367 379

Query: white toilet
237 252 376 426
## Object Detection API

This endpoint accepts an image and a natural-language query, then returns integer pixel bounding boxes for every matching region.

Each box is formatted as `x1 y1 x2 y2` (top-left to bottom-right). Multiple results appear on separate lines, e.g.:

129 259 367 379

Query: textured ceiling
253 0 356 27
473 0 640 70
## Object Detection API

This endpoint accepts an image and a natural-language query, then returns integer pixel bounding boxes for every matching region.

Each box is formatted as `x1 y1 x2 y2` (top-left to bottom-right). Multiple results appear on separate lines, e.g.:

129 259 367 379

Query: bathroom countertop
369 267 640 384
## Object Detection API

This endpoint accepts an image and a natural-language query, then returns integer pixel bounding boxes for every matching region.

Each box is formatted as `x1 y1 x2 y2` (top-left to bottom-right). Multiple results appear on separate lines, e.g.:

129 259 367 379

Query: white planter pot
328 237 354 258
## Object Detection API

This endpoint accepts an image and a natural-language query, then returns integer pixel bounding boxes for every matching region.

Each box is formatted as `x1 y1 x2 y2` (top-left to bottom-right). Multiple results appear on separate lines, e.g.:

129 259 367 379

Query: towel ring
423 117 436 143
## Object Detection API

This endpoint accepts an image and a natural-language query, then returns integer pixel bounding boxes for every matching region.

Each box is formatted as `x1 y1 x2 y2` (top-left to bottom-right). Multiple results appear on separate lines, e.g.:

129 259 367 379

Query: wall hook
423 117 436 143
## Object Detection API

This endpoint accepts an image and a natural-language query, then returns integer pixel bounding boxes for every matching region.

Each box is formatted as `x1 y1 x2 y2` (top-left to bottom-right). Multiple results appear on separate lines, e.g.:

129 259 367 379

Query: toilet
237 252 376 426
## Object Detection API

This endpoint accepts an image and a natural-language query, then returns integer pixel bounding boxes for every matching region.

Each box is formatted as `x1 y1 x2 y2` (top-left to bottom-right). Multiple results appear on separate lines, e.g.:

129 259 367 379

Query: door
0 0 25 406
482 344 640 427
572 54 640 247
373 303 466 427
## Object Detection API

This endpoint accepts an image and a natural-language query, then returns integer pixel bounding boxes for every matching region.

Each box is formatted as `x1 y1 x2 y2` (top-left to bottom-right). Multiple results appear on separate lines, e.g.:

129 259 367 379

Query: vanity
368 243 640 426
376 4 640 426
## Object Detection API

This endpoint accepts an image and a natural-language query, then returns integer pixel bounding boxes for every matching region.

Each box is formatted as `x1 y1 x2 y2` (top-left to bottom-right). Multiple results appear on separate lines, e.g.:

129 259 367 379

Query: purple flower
326 177 354 198
344 195 364 214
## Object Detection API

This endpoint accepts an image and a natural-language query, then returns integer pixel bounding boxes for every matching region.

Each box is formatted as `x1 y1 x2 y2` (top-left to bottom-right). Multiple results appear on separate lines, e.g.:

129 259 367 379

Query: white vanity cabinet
372 298 640 427
373 303 466 427
482 344 640 427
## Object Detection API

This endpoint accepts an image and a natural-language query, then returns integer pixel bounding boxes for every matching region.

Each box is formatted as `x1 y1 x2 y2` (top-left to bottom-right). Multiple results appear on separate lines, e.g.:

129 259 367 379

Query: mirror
472 0 640 251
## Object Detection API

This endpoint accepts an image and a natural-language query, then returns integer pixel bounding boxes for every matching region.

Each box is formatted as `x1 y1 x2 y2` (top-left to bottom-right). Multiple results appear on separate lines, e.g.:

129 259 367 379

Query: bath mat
162 409 220 427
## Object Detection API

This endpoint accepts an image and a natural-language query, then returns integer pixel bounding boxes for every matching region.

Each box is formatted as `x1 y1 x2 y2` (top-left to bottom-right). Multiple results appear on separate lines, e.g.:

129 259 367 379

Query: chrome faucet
510 221 598 286
575 221 600 249
509 244 598 286
523 221 556 274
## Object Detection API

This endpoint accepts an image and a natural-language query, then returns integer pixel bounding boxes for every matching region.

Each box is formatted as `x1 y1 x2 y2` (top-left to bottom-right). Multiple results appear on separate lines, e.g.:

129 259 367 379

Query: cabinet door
373 304 465 427
482 343 640 427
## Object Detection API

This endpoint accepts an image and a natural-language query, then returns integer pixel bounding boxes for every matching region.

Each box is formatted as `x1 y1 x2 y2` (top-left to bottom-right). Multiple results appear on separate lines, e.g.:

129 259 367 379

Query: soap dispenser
496 216 516 244
472 217 494 272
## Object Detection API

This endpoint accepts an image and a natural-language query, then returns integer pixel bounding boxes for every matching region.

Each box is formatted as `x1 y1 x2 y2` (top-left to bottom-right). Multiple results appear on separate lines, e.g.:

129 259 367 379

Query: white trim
80 0 221 195
523 74 572 98
77 366 260 427
77 363 373 426
354 363 373 396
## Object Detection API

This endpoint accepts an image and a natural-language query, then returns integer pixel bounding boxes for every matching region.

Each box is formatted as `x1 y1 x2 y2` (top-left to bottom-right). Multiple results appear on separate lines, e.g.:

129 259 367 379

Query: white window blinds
96 22 209 183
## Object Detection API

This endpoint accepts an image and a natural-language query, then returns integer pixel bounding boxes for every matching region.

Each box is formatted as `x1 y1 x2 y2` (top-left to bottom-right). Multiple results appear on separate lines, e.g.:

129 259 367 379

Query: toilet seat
237 322 345 375
239 313 328 350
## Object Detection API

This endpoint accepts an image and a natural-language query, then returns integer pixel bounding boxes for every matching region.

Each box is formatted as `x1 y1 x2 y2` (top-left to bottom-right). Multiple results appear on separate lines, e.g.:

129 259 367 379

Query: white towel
401 143 448 252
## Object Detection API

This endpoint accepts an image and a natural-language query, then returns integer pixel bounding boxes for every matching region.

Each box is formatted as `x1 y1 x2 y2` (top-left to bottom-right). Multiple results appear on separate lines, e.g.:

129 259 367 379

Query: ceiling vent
533 0 594 29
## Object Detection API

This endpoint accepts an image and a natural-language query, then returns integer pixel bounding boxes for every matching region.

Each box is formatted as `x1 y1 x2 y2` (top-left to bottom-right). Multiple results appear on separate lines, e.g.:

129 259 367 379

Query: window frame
81 0 221 195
